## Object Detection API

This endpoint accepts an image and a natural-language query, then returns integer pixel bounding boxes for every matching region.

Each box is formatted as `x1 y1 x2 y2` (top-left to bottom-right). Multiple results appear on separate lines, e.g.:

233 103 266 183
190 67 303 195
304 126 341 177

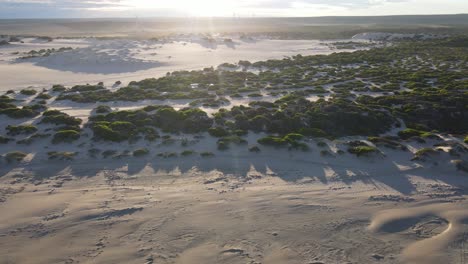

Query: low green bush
257 136 288 146
36 93 52 100
41 110 82 126
348 146 379 157
52 130 80 144
0 107 39 119
51 84 66 92
181 150 196 156
95 105 112 114
398 128 425 140
0 135 13 144
6 125 38 136
208 127 229 137
298 128 327 138
5 151 27 162
414 148 439 158
200 152 215 157
20 89 37 96
133 148 149 157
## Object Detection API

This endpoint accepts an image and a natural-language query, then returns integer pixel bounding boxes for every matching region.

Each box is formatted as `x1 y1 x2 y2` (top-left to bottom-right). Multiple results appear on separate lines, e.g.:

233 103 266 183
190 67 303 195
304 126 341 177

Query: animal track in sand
369 203 468 264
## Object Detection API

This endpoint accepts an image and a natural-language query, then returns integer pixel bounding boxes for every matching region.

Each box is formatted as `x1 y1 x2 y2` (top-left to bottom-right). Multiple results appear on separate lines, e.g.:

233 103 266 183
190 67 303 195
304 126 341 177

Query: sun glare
128 0 230 16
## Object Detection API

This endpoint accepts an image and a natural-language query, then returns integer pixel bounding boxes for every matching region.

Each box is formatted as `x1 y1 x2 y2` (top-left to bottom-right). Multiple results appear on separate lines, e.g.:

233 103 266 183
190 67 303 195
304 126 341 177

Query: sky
0 0 467 18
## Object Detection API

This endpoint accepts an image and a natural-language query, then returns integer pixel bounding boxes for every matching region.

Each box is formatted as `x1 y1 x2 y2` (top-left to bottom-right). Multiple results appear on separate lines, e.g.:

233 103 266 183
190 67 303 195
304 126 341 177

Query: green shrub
398 128 425 139
20 89 37 96
283 133 304 142
6 125 38 136
368 136 407 151
217 140 229 150
348 146 379 157
181 150 196 156
0 135 13 144
208 127 229 137
0 107 38 119
219 136 247 145
36 93 52 100
51 84 66 92
5 151 27 162
298 128 327 138
258 136 288 146
133 148 149 157
200 152 215 157
289 141 310 151
414 148 439 158
52 130 80 144
92 123 124 142
464 136 468 144
41 111 82 126
234 129 248 136
95 105 112 114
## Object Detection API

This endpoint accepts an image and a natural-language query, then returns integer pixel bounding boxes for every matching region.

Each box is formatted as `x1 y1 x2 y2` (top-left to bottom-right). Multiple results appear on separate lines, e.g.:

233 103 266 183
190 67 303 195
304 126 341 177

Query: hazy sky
0 0 467 18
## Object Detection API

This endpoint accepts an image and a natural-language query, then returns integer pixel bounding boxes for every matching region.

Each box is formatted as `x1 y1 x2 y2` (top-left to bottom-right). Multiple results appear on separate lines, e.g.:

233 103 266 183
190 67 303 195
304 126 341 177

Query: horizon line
1 13 467 20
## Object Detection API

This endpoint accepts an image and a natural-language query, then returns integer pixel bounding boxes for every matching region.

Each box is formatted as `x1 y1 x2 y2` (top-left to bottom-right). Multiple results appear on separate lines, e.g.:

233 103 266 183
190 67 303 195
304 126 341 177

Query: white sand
0 37 360 92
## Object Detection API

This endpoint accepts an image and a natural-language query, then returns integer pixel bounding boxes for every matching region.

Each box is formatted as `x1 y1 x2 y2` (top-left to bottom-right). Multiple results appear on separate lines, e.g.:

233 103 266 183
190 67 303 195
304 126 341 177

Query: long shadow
2 140 466 197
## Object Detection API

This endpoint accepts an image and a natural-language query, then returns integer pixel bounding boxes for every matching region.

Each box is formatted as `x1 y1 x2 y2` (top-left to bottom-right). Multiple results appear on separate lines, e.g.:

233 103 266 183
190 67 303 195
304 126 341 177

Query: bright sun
128 0 230 16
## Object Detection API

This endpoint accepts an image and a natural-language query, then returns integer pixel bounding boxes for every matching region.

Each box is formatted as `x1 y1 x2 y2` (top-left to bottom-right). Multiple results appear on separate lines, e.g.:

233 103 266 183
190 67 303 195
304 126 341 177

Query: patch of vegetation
368 136 407 151
133 148 149 157
36 93 52 100
348 146 379 157
181 150 196 156
52 130 81 144
0 135 13 144
41 110 82 127
6 125 38 136
20 89 37 96
0 106 40 119
95 105 112 114
200 151 215 157
5 151 27 163
413 148 439 160
217 135 248 150
208 127 229 137
90 106 211 141
51 85 66 92
258 133 308 151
